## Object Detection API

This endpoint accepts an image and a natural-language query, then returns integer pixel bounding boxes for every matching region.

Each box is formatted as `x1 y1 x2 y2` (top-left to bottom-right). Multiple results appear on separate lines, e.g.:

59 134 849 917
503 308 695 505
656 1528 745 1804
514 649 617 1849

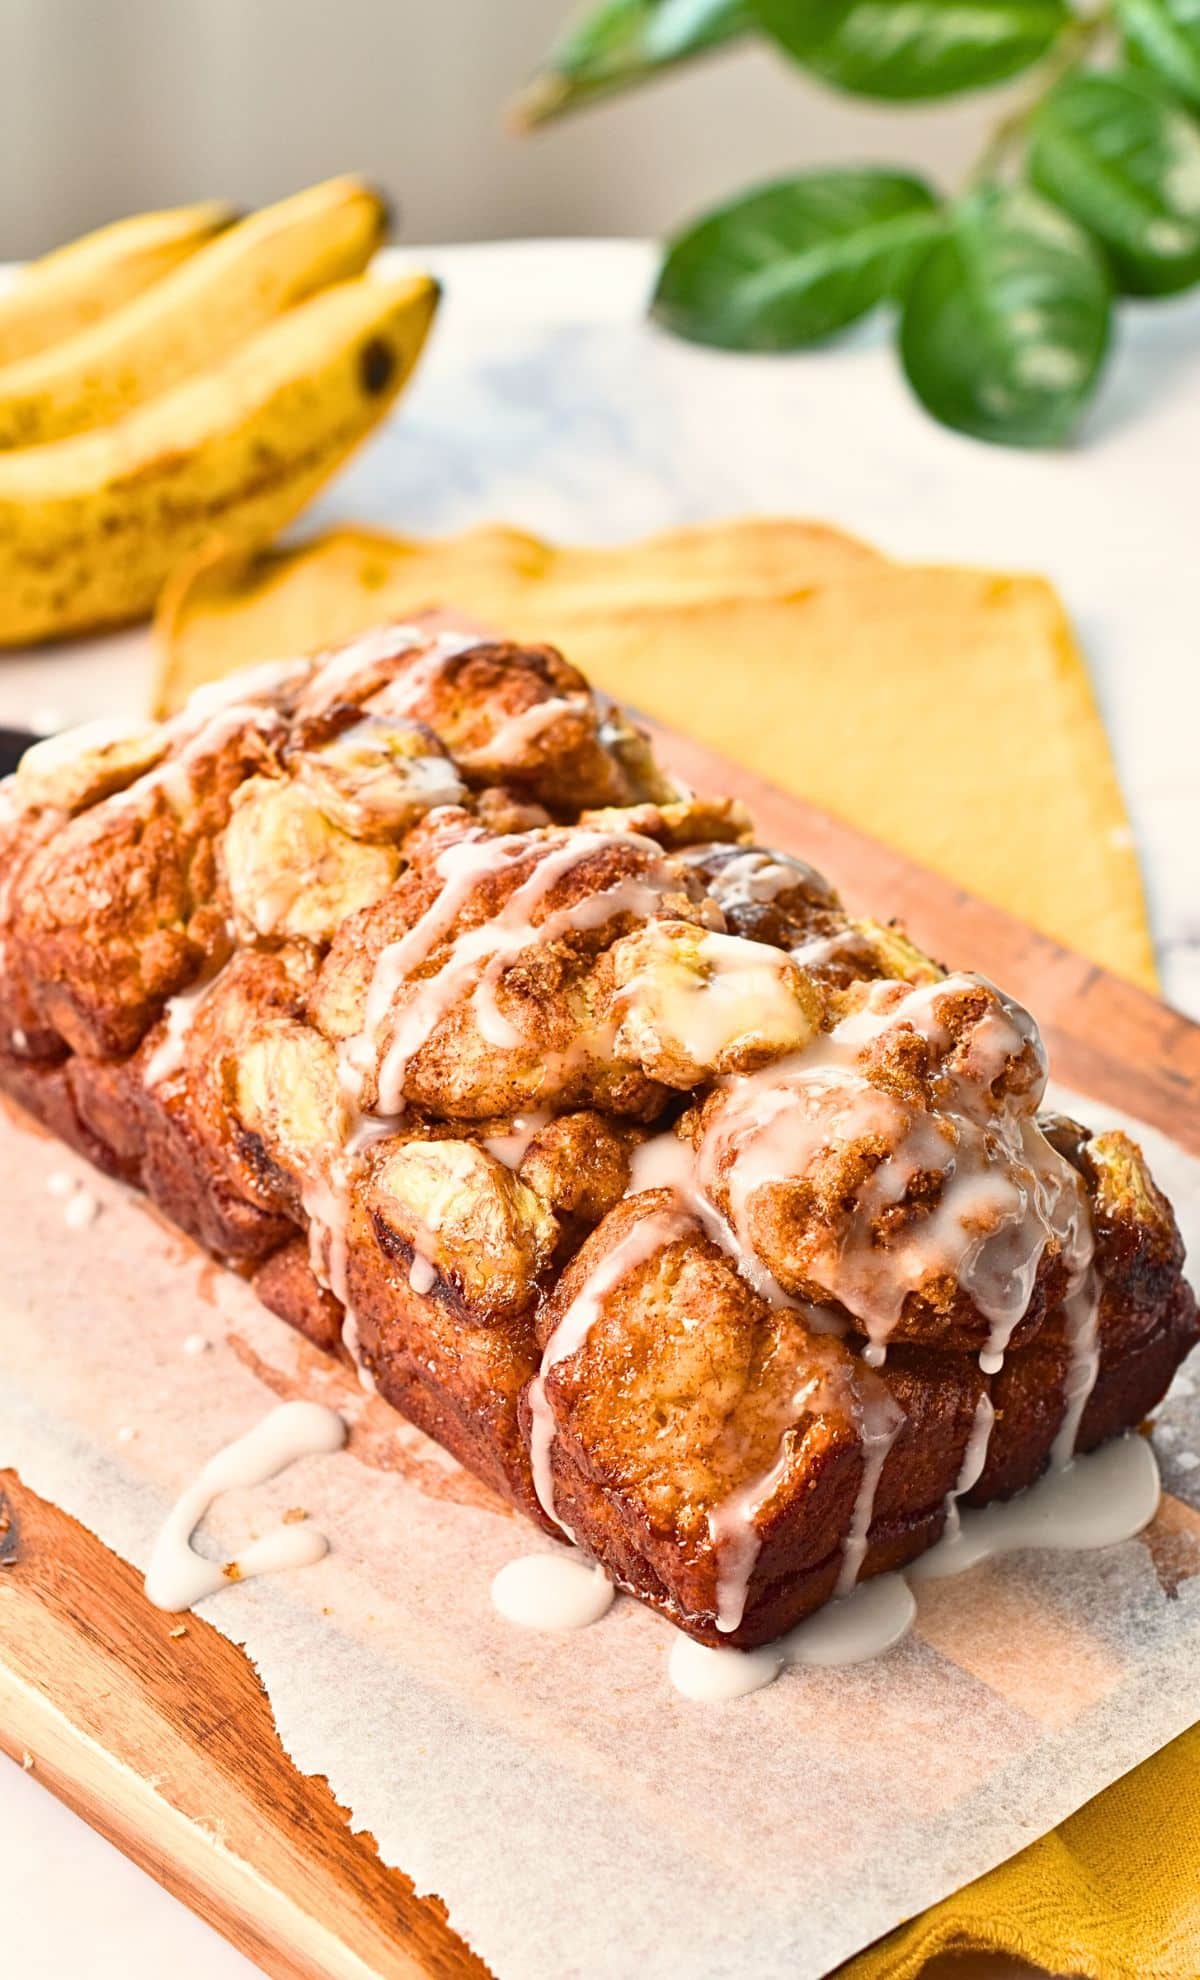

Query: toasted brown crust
4 710 281 1058
253 1240 347 1358
1 623 1194 1652
309 807 707 1120
347 1164 546 1519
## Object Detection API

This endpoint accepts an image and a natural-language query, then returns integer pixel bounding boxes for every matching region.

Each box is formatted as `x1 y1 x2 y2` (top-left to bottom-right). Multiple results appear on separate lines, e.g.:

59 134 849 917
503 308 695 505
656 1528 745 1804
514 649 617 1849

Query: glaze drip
528 1207 693 1537
530 970 1098 1630
341 826 683 1113
144 1400 346 1613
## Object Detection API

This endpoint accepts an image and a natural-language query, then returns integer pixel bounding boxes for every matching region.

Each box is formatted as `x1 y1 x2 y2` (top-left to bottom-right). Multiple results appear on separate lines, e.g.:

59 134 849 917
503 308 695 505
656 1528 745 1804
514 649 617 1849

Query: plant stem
965 5 1115 189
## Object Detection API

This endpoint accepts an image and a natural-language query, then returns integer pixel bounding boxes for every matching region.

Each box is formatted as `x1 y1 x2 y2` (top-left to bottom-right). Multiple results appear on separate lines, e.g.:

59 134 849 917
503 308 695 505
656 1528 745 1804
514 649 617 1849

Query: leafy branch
513 0 1200 446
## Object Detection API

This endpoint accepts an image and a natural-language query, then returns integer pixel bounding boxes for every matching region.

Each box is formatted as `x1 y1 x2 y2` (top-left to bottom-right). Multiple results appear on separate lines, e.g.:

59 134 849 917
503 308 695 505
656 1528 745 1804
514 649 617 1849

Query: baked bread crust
2 622 1194 1649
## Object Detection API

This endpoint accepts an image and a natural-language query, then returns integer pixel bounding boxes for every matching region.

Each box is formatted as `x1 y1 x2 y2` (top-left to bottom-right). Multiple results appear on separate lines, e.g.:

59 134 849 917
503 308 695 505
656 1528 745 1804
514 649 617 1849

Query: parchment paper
1 1078 1198 1980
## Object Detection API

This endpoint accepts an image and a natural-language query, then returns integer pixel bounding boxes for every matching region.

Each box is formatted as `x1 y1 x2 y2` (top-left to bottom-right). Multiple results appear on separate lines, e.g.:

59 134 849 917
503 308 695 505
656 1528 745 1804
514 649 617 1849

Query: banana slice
0 201 235 368
290 718 466 840
0 175 387 449
223 775 400 944
611 921 822 1086
367 1138 559 1321
0 271 439 646
14 717 166 813
233 1021 350 1190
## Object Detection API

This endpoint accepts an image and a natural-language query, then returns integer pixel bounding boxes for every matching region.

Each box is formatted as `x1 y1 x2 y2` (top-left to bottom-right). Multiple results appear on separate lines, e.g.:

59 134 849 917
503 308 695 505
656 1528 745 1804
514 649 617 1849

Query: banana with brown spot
0 176 387 449
0 271 439 646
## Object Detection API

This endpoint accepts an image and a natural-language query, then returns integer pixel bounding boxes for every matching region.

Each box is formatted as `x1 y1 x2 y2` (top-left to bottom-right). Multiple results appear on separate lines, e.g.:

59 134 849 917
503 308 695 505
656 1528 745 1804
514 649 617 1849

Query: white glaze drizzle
481 1110 551 1169
298 624 473 719
695 978 1089 1598
536 1126 869 1632
527 1207 693 1537
627 1125 801 1313
409 1252 437 1295
669 1574 918 1702
788 927 876 972
144 1400 346 1613
943 1392 996 1543
340 826 681 1113
834 1383 905 1597
495 1434 1160 1701
910 1430 1159 1582
62 1187 99 1230
491 1552 615 1631
453 695 586 770
697 848 833 910
707 1368 828 1635
535 971 1097 1631
49 1167 103 1229
299 1110 404 1390
1051 1264 1102 1469
143 964 228 1088
697 975 1091 1369
178 656 310 723
310 823 683 1385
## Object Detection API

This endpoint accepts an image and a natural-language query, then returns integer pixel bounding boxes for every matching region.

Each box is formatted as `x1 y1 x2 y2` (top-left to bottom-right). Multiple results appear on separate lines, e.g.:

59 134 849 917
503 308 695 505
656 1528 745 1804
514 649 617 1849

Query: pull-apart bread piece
1 622 1194 1651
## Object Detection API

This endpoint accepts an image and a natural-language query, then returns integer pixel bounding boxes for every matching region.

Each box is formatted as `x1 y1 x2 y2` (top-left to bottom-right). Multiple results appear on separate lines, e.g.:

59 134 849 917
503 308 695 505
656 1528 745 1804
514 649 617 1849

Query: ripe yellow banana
0 175 388 450
0 200 236 367
0 271 438 645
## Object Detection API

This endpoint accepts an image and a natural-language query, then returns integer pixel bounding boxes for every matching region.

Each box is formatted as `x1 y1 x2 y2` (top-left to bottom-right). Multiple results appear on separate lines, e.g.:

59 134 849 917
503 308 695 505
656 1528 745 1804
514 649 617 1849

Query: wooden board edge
0 1473 487 1980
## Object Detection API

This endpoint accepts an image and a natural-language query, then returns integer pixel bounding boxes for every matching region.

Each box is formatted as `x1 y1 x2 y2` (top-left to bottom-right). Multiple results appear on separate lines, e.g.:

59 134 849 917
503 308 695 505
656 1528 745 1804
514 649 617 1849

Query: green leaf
748 0 1069 100
899 186 1112 445
651 169 943 349
513 0 751 127
1116 0 1200 114
1029 68 1200 294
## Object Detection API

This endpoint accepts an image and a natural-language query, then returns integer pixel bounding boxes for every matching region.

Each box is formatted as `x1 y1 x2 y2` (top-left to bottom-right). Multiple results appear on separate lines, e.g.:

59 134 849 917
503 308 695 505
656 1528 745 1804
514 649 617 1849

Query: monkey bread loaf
1 623 1194 1648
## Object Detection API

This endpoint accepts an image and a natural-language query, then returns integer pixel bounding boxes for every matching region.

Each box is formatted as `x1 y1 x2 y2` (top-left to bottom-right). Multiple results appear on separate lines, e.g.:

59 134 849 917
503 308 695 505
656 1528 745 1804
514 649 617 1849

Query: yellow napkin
154 515 886 701
154 519 1155 989
154 514 1195 1977
841 1725 1200 1980
539 578 1155 990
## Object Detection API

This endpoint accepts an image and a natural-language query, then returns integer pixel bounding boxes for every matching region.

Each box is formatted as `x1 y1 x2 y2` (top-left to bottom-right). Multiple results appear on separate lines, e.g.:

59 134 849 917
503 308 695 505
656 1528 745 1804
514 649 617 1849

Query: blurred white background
0 0 1007 255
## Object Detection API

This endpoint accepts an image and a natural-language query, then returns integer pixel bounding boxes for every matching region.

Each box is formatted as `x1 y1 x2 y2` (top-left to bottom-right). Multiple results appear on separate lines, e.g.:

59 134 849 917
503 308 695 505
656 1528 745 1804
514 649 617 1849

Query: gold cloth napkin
156 516 1194 1978
842 1725 1200 1980
154 518 1155 989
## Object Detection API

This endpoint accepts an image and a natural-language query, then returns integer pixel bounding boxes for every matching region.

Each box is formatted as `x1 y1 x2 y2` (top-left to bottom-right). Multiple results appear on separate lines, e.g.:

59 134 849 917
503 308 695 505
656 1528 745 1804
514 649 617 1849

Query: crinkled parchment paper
1 1079 1198 1980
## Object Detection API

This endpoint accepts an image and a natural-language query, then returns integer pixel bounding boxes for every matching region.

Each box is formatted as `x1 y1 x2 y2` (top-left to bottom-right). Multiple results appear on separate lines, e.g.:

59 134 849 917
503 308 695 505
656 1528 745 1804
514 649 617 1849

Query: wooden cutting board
0 715 1197 1980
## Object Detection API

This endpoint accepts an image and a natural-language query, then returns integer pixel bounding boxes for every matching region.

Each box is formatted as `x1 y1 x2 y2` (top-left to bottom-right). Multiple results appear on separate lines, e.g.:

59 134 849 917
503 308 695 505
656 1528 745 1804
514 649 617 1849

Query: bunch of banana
0 176 439 646
0 200 236 365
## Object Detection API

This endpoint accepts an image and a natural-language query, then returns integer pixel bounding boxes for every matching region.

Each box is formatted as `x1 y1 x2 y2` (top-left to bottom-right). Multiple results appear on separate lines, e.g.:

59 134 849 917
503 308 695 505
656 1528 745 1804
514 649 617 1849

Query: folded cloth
840 1725 1200 1980
154 519 1155 991
154 513 1190 1975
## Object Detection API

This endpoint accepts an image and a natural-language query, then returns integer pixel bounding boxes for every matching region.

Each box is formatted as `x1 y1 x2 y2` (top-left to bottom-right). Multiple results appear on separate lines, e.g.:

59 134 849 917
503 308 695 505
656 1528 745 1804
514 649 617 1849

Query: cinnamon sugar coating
309 806 711 1120
692 972 1079 1354
0 621 1193 1650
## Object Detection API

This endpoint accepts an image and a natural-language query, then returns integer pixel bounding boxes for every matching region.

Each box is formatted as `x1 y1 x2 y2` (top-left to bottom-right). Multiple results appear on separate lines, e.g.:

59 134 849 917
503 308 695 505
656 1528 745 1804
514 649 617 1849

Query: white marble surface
1 239 1195 1978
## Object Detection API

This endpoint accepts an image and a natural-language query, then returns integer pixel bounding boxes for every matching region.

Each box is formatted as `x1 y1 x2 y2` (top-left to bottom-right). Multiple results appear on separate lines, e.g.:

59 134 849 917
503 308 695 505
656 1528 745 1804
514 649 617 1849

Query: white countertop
2 238 1196 1979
